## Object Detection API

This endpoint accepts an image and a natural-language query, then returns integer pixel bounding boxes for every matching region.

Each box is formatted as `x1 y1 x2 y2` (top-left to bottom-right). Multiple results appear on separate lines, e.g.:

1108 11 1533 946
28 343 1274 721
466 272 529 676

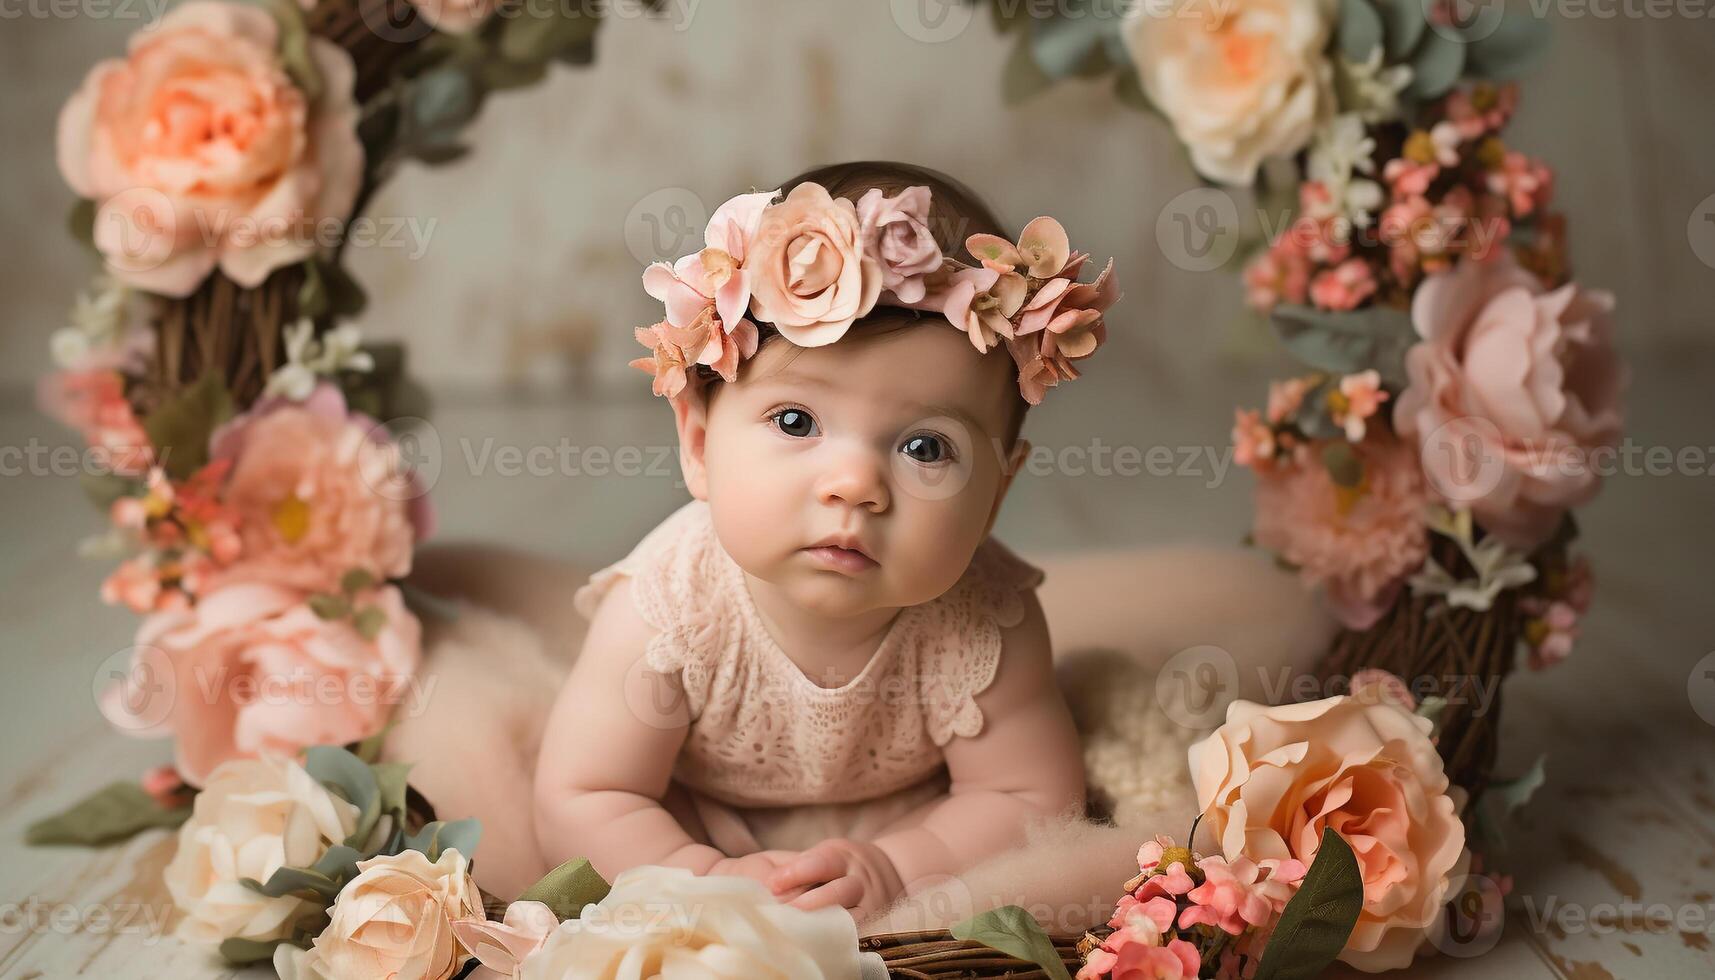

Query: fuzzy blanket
386 542 1334 935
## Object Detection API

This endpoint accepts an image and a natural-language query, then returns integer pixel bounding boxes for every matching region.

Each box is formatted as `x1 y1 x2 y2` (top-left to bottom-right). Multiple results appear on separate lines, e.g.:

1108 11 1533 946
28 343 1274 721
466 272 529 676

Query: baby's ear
669 391 711 500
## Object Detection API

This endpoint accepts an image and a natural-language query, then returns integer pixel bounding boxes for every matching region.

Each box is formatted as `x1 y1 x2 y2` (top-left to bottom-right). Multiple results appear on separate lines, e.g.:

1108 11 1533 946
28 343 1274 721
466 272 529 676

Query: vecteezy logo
624 188 710 265
361 0 436 44
359 416 442 502
1424 0 1505 44
95 645 176 732
889 0 975 43
1155 188 1239 273
1155 645 1239 729
1419 415 1508 505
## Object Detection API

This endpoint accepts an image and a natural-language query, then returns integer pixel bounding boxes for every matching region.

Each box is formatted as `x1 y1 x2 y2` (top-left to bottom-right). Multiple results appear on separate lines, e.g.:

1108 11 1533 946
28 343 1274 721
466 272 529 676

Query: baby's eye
900 433 953 464
770 408 819 438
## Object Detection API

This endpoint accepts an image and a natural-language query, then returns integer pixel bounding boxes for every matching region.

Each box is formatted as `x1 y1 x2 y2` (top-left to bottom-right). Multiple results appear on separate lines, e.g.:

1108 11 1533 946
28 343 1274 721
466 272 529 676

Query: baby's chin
766 560 954 619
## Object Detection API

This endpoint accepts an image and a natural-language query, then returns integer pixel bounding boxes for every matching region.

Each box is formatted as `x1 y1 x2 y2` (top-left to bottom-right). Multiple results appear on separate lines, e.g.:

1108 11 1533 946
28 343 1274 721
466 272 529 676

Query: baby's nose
815 448 890 514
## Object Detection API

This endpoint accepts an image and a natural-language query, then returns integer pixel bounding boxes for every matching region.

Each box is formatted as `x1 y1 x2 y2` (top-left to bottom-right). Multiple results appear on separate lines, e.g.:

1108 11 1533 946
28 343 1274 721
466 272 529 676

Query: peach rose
210 385 422 594
1124 0 1334 185
1189 697 1469 971
275 848 483 980
744 183 883 347
102 581 421 785
1394 253 1625 550
166 754 359 944
56 2 363 296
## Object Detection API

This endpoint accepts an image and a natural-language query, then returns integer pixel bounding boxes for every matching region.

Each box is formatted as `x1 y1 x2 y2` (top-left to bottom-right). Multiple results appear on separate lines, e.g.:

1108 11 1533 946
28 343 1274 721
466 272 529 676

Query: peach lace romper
570 500 1046 856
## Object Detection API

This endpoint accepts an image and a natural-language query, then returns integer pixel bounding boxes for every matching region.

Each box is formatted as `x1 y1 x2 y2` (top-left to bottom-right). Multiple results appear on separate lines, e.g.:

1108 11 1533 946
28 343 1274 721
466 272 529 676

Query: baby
534 161 1120 923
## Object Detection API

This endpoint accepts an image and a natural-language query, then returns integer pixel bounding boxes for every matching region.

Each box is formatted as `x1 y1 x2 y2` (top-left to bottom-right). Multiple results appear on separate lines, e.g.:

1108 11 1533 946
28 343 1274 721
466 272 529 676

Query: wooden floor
1 346 1712 978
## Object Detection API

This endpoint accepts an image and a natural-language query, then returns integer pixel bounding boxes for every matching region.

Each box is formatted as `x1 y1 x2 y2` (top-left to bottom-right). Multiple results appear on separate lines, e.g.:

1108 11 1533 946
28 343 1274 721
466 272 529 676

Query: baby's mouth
801 535 878 573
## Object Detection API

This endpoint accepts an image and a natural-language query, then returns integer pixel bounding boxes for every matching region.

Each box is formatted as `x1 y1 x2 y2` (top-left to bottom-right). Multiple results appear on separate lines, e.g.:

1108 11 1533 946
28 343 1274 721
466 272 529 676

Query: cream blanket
385 542 1333 935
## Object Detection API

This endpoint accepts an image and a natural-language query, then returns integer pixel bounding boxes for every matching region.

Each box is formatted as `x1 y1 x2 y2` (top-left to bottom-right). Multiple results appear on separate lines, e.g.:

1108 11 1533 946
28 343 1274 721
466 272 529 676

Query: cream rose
744 182 883 347
1124 0 1335 185
275 848 483 980
56 2 364 297
520 865 872 979
1189 696 1468 971
1394 253 1624 550
165 755 359 944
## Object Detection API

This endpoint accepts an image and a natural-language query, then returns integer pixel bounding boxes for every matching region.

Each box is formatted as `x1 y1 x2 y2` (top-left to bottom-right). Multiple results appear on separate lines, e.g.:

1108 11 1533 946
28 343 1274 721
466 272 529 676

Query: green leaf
1002 32 1055 105
518 857 611 922
371 761 413 823
478 56 550 92
304 745 382 845
1464 9 1550 80
313 844 366 881
498 5 601 66
243 865 341 901
1321 441 1363 489
68 197 97 252
341 568 378 595
219 936 291 965
1254 829 1364 980
1113 67 1153 113
1406 29 1466 100
78 472 144 511
1028 0 1123 80
1373 0 1426 61
1337 0 1385 64
1271 304 1418 386
352 605 388 641
408 66 483 137
142 372 232 481
950 905 1073 980
404 818 482 863
256 0 323 103
26 781 192 846
349 722 396 766
308 593 352 620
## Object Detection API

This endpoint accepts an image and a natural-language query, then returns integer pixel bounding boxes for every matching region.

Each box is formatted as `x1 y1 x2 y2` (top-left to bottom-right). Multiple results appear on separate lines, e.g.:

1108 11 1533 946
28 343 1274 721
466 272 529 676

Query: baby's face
692 321 1022 619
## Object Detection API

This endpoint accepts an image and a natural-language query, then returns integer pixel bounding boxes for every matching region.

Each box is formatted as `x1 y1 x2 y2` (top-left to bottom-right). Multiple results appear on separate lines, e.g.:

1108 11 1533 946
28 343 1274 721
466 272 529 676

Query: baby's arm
774 590 1084 908
533 578 795 884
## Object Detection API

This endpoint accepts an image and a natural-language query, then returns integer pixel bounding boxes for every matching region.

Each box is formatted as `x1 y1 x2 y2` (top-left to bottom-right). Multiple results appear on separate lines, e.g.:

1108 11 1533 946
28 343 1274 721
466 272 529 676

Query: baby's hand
767 838 903 922
706 850 806 897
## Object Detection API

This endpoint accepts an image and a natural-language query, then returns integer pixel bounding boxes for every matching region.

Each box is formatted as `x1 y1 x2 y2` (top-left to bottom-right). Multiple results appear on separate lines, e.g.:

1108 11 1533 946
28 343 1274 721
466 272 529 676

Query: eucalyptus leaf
1270 304 1418 386
219 936 290 966
479 56 550 91
67 197 97 251
1028 0 1123 80
499 5 600 66
313 843 367 880
950 905 1072 980
405 142 474 167
1373 0 1426 61
1406 29 1466 100
244 866 341 901
304 745 382 845
371 761 413 823
1337 0 1385 64
257 0 323 102
518 857 612 922
1464 8 1550 80
141 372 232 481
1254 829 1364 980
408 66 483 137
26 781 191 846
404 818 482 863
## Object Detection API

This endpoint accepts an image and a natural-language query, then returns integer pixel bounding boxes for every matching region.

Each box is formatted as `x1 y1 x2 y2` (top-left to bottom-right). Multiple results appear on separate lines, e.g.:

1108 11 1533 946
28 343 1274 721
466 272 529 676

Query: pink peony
1080 935 1202 980
855 185 944 304
1180 855 1301 935
209 385 424 594
56 2 363 296
1190 696 1470 971
1251 435 1428 629
1393 253 1624 549
36 369 153 476
102 582 421 785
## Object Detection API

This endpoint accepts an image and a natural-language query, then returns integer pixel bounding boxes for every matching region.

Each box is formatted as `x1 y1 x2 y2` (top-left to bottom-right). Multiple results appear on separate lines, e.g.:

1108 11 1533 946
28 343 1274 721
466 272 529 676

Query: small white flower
1334 45 1413 124
264 318 374 401
50 275 145 371
1308 114 1385 227
1409 506 1538 611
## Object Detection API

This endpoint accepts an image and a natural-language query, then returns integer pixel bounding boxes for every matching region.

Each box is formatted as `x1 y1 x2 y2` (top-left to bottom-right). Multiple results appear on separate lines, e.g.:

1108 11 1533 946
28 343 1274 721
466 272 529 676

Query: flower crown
629 181 1122 405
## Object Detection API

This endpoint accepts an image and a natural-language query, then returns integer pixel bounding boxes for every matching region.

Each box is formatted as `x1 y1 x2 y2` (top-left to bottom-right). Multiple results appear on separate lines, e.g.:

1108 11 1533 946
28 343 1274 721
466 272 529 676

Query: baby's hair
692 160 1031 449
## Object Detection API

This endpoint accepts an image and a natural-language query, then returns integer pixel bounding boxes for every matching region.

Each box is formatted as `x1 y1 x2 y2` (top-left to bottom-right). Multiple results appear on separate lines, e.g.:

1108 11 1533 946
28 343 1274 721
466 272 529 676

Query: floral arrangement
974 0 1623 797
629 181 1121 405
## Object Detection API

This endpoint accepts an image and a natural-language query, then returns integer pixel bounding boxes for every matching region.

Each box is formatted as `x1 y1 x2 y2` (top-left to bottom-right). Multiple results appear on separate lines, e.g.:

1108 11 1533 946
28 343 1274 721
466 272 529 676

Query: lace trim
918 536 1046 746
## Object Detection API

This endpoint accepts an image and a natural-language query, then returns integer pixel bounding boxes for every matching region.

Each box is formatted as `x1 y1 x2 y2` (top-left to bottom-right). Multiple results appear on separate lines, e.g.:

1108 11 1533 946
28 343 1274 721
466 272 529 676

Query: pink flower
629 321 692 399
1349 668 1417 712
1190 697 1469 971
1081 935 1202 980
56 2 363 296
101 582 421 785
451 901 559 980
1232 408 1276 469
1394 253 1625 549
1445 83 1519 140
1382 157 1439 198
745 182 884 347
856 185 944 304
209 385 422 594
1267 378 1310 424
641 252 761 383
1309 258 1378 312
1330 370 1389 442
1251 434 1428 629
1180 855 1293 935
1487 151 1554 218
36 369 153 476
1243 243 1310 312
943 266 1026 353
967 216 1075 279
